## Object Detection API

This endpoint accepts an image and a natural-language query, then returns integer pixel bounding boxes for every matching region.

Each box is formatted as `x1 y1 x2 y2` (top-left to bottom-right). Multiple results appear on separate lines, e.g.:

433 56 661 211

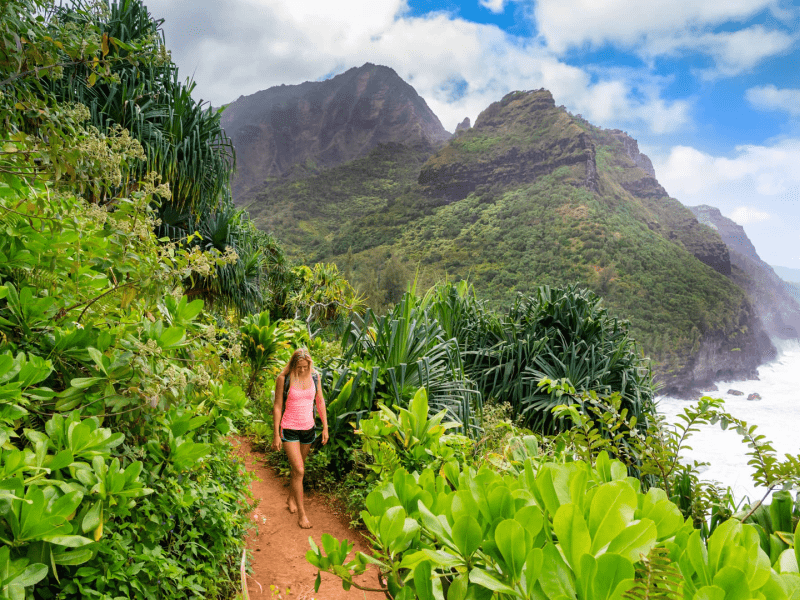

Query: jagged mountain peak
221 62 451 198
418 89 598 201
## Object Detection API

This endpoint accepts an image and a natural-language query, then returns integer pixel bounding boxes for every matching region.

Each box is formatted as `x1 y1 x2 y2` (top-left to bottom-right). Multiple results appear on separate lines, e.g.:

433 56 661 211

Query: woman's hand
321 427 329 445
272 436 282 452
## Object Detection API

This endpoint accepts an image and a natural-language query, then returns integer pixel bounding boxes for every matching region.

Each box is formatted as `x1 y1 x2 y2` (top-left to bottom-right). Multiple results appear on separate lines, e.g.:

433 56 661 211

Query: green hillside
241 90 760 390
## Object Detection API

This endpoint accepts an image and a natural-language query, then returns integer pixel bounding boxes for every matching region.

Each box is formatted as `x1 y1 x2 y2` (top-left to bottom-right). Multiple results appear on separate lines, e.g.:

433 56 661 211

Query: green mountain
233 83 776 396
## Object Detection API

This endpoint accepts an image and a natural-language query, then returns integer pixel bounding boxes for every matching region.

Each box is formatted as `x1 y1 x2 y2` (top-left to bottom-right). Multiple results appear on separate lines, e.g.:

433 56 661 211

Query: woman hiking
272 348 329 528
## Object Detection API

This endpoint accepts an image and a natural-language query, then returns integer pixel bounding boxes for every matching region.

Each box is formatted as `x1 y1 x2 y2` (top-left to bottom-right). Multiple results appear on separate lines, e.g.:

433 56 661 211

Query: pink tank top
281 377 316 430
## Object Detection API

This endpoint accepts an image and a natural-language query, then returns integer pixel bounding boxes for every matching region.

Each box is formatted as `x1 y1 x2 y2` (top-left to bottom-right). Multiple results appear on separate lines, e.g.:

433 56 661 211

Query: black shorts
280 427 316 444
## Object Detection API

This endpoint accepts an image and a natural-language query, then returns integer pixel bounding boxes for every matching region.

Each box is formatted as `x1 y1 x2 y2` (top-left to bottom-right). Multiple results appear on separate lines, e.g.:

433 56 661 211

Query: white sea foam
657 339 800 506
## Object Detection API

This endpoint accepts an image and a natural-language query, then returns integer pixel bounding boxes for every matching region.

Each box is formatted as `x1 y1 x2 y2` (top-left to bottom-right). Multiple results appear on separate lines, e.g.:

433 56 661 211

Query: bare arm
273 375 285 451
315 374 329 445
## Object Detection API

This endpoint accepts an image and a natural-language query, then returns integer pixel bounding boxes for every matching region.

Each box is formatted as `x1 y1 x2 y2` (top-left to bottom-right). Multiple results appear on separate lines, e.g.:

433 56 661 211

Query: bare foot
287 495 298 514
298 514 312 529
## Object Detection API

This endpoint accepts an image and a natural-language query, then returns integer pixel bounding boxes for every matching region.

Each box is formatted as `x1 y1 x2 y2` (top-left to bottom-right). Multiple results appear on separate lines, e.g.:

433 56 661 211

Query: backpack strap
283 373 318 402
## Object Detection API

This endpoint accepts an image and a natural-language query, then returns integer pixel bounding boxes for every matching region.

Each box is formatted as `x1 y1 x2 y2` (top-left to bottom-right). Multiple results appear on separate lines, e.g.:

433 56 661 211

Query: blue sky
147 0 800 267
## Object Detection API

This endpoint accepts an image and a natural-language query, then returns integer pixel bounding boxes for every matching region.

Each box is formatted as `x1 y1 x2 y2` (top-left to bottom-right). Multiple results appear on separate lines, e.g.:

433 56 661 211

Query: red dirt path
233 439 386 600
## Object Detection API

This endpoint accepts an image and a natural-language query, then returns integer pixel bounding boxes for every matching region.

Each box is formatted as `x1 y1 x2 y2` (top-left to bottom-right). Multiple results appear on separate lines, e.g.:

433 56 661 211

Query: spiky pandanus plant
49 0 234 210
331 291 481 434
44 0 273 315
421 282 654 435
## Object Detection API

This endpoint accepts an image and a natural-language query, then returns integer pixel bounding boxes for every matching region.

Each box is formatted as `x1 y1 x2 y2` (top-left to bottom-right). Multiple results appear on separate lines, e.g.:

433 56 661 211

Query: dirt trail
233 439 386 600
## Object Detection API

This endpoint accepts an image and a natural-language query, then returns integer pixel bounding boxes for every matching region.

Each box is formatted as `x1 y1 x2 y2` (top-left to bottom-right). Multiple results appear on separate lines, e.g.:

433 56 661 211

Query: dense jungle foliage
0 1 361 597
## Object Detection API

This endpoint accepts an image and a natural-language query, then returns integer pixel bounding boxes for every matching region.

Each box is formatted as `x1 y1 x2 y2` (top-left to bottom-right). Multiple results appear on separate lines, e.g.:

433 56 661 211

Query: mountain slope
690 205 800 340
240 84 774 395
221 63 450 198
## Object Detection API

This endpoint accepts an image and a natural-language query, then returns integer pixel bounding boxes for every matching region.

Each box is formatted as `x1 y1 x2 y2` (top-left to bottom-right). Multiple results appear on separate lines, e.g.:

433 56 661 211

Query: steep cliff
221 63 450 198
690 205 800 340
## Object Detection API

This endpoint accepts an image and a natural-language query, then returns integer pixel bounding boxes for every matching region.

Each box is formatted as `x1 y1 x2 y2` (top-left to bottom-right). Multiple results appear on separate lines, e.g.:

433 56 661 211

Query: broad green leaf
693 586 726 600
409 387 428 437
712 566 750 600
447 572 469 600
468 568 519 596
400 549 461 570
158 326 185 348
780 573 800 600
593 553 635 600
487 486 513 521
82 501 102 534
524 548 543 598
52 547 93 565
87 348 106 374
391 518 420 554
708 520 741 575
49 491 83 520
414 561 434 600
686 530 712 587
606 519 657 564
553 504 591 575
539 543 576 600
366 490 388 516
588 481 637 554
417 500 452 546
379 506 407 548
535 465 571 517
7 563 48 587
40 535 93 547
515 505 544 541
779 549 799 574
796 519 800 579
452 516 482 559
640 488 683 541
495 519 528 581
69 377 102 390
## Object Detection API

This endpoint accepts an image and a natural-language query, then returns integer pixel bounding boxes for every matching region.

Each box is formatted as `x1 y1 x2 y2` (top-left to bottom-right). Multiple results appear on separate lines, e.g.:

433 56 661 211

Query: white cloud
746 85 800 115
730 206 771 224
534 0 787 52
533 0 797 77
146 0 688 135
691 26 797 79
654 139 800 198
479 0 507 14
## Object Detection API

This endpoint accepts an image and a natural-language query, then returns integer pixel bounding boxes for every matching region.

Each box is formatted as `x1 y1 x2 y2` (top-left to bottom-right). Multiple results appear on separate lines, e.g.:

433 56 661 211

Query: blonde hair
280 348 314 379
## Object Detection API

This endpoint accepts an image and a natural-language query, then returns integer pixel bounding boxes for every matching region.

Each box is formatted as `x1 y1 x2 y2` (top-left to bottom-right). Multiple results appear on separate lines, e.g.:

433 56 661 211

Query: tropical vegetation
2 2 799 600
309 387 800 600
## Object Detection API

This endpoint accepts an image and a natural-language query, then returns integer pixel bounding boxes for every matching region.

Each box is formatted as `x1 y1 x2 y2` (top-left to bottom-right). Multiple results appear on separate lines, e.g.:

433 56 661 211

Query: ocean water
656 339 800 506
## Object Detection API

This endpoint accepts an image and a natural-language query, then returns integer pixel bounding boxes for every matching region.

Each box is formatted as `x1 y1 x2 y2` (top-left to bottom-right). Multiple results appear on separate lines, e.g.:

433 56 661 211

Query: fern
623 546 683 600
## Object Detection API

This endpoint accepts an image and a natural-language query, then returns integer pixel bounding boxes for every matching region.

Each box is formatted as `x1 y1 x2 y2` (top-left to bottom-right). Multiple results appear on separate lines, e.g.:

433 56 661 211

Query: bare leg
284 441 312 528
286 443 312 513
